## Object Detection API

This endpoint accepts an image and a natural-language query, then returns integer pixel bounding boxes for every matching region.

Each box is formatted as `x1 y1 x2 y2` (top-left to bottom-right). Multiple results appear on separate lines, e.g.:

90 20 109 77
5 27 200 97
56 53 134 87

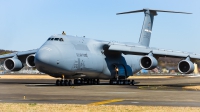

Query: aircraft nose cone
35 48 49 65
35 45 60 72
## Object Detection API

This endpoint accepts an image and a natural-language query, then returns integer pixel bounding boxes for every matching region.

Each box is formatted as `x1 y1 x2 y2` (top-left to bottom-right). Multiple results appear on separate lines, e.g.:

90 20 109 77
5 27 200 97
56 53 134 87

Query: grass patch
183 86 200 90
0 103 200 112
28 103 37 106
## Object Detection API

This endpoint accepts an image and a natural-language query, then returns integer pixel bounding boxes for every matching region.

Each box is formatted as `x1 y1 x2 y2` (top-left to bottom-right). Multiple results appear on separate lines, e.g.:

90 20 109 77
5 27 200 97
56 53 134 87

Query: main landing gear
74 79 100 85
109 79 135 85
55 74 134 86
56 79 73 86
55 78 100 86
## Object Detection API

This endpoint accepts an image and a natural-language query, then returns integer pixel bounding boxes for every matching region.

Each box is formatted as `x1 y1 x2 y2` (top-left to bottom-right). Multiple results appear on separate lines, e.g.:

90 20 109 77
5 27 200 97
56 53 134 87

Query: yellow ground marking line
88 99 124 105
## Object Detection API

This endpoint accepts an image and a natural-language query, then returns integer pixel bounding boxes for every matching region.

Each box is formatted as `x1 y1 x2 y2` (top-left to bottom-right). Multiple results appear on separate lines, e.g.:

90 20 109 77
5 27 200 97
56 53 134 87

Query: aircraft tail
117 9 191 47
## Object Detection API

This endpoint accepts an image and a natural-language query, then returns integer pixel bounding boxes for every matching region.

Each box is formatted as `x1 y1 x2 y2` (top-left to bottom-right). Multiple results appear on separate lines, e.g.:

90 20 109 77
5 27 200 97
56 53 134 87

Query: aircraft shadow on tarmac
21 83 200 91
0 80 139 87
0 82 53 85
125 83 200 91
1 80 200 91
25 82 140 87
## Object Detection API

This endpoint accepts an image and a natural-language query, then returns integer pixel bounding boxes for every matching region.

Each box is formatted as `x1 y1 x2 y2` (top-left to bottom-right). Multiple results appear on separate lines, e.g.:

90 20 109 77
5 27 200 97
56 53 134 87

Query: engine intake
26 54 35 67
140 56 158 70
178 60 194 74
4 58 23 71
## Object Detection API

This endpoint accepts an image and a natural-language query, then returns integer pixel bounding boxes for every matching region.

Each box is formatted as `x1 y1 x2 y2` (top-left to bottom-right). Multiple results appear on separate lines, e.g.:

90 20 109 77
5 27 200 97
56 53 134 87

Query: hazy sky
0 0 200 53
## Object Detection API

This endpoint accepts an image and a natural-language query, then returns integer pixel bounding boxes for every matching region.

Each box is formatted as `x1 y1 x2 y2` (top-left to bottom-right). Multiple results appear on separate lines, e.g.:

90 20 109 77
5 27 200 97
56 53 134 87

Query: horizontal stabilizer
116 8 192 15
116 8 191 47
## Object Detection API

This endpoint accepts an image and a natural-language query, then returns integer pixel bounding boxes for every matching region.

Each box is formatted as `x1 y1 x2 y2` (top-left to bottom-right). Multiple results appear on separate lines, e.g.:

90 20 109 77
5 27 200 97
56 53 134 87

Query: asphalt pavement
0 76 200 106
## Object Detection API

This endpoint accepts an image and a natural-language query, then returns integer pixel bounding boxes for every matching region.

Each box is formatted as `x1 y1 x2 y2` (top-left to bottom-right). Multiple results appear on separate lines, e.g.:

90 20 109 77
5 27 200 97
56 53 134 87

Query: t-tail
117 8 191 47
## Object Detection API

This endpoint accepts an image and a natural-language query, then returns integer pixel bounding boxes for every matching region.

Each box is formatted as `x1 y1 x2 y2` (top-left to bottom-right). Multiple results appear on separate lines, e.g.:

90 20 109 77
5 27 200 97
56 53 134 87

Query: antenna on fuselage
62 31 66 35
116 8 192 47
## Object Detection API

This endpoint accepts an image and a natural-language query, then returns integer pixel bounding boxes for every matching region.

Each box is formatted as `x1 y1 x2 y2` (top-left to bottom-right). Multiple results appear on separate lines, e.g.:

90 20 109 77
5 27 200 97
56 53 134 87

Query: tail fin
117 8 191 47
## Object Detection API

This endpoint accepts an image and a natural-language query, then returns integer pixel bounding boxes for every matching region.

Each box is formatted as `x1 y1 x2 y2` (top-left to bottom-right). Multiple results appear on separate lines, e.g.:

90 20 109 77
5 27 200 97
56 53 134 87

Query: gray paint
34 35 142 79
138 9 154 47
0 8 196 79
117 8 192 47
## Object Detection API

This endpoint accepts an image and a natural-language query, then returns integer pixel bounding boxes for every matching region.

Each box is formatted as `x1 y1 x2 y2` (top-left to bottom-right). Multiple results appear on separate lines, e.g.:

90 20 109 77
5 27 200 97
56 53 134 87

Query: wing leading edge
0 49 38 59
108 44 200 59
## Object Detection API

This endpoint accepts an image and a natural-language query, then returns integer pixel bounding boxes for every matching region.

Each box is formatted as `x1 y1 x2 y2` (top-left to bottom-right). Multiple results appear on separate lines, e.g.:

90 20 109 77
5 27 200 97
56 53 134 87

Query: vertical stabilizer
138 9 156 47
117 9 191 47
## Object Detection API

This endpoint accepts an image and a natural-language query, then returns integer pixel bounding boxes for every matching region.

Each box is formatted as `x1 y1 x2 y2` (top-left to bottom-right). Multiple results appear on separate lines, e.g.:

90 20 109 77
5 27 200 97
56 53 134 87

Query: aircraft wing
108 44 200 59
0 49 38 59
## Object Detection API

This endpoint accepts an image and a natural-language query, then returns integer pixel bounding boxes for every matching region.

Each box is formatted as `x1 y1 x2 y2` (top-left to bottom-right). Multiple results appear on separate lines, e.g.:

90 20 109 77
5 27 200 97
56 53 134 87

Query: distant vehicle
141 69 148 74
0 8 198 86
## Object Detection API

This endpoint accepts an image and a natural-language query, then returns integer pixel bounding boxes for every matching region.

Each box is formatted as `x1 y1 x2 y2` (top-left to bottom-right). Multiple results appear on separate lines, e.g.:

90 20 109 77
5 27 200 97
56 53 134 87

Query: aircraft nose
35 45 61 72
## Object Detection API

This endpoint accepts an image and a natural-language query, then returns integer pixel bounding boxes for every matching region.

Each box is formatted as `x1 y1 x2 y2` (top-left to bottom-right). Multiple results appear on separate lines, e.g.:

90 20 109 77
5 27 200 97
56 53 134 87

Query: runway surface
0 76 200 107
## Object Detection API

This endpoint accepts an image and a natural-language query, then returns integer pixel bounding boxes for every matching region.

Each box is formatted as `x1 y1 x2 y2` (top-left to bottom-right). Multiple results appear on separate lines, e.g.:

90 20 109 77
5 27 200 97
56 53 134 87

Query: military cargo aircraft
0 8 198 86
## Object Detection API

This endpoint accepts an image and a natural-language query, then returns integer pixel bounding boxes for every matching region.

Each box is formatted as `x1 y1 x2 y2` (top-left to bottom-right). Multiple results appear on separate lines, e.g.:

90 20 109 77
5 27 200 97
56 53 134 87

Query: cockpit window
47 38 64 42
59 38 64 41
54 38 59 41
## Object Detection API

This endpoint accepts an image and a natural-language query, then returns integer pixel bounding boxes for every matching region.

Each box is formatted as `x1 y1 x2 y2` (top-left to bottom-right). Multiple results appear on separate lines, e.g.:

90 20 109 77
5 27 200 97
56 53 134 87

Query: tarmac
0 75 200 107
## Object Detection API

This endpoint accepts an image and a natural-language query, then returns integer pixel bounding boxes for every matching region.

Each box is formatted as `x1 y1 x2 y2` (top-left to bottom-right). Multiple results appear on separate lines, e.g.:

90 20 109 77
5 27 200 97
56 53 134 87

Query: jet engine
140 56 158 70
4 58 23 71
26 54 35 67
178 60 194 74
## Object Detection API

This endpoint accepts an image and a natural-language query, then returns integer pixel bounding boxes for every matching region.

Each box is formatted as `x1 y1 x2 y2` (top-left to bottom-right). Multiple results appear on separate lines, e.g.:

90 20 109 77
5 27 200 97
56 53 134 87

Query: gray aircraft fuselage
1 8 194 85
35 35 142 79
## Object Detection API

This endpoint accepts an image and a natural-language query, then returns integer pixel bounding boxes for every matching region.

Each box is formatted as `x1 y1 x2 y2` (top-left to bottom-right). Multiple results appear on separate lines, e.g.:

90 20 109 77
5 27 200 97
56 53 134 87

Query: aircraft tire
78 79 81 84
93 79 96 84
68 80 72 86
56 79 60 86
60 80 64 86
118 80 121 85
117 80 119 85
80 79 82 84
64 80 68 86
97 79 100 85
81 79 84 85
109 80 112 85
123 80 126 85
86 79 89 84
91 79 94 84
131 80 135 85
74 79 77 85
121 80 123 85
88 79 92 85
112 80 116 85
126 80 131 85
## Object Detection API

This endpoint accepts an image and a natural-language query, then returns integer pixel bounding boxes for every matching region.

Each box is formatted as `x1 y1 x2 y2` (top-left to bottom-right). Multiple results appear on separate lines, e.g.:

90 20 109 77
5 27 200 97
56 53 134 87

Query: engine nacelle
4 58 23 71
140 56 158 70
178 60 194 74
26 54 35 67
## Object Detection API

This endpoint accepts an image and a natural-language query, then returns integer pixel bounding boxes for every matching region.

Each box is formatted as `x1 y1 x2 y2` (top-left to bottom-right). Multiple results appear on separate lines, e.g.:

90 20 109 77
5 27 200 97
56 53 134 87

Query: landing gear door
124 65 133 77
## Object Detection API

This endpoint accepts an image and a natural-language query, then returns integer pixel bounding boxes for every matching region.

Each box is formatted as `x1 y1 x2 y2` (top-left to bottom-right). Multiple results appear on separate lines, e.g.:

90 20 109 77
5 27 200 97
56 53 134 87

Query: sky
0 0 200 53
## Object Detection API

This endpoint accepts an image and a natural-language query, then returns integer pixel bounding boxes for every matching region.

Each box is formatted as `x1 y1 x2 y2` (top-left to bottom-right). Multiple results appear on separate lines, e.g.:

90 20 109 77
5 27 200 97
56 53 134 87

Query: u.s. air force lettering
76 53 88 57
